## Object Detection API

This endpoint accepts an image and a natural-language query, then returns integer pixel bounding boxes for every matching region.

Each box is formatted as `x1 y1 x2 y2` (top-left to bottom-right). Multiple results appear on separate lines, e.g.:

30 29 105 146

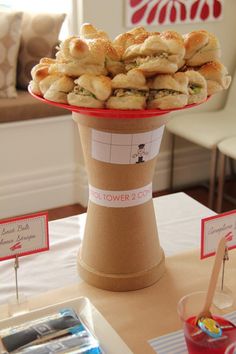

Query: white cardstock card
201 210 236 259
89 183 152 208
91 126 165 164
0 212 49 261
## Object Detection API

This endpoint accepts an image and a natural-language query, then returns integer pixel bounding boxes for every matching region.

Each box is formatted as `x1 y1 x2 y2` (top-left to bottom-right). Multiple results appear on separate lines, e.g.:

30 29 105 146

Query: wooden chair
166 68 236 210
216 136 236 212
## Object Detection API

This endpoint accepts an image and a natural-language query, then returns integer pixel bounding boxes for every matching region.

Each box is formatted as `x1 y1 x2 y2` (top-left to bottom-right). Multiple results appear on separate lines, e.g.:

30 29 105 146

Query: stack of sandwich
30 24 231 110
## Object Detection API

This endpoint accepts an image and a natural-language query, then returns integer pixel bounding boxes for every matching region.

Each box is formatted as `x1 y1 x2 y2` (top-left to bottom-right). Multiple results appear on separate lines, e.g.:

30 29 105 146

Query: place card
0 212 49 261
201 210 236 259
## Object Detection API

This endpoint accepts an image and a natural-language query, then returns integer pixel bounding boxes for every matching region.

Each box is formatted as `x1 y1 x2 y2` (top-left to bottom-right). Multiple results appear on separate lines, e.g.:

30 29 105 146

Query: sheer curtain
0 0 78 37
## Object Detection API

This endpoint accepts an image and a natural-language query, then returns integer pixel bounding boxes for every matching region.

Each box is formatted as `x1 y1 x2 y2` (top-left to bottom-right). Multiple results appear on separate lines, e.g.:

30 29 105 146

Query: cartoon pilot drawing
132 144 148 163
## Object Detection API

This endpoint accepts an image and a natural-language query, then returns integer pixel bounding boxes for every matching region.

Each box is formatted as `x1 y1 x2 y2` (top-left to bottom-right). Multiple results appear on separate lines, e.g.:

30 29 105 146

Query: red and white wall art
126 0 223 26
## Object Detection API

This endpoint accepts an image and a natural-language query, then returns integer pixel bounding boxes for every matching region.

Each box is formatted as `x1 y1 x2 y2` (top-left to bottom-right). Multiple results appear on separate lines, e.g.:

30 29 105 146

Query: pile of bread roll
30 23 231 110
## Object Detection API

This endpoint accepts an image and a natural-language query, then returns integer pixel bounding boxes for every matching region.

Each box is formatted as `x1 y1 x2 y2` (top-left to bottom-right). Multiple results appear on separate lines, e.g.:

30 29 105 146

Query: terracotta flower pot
73 112 168 291
29 89 207 291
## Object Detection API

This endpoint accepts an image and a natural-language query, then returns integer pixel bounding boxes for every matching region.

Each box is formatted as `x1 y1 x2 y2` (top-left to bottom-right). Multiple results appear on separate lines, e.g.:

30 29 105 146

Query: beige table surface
0 192 221 354
1 249 235 354
0 192 216 306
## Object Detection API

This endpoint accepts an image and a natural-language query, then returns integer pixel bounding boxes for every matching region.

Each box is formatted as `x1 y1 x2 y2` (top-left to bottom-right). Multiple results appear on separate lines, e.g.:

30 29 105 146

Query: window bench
0 91 87 220
0 90 68 124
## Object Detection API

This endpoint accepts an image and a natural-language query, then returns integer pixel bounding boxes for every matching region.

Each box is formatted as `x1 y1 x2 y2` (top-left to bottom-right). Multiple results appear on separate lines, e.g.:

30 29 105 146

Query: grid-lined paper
91 126 165 164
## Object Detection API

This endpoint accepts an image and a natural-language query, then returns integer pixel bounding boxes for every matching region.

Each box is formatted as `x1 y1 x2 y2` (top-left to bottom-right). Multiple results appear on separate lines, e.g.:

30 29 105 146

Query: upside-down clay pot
29 90 208 291
73 112 168 291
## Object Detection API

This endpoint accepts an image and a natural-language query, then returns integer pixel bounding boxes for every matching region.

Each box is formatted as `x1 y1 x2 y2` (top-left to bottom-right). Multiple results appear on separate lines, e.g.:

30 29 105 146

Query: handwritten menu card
201 210 236 259
0 212 49 261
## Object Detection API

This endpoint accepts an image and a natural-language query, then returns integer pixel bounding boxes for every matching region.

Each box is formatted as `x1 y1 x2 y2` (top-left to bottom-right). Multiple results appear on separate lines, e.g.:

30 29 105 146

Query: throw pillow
0 11 23 98
17 12 66 90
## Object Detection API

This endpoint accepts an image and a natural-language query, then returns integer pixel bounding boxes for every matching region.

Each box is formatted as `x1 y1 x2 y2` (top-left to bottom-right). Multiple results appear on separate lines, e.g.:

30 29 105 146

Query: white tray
0 296 133 354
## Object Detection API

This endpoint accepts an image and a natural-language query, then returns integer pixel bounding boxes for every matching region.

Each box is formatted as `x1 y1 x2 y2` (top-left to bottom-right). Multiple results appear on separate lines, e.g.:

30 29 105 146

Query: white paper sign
89 183 152 208
0 212 49 261
201 210 236 259
91 126 164 164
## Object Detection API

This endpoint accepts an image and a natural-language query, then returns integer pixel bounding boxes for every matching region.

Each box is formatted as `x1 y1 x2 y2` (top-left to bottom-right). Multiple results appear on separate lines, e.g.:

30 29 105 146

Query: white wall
0 116 84 219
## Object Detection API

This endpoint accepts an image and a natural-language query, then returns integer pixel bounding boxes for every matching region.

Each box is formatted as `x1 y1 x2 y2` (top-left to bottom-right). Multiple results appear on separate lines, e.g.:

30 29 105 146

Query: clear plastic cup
225 342 236 354
177 291 236 354
214 285 234 310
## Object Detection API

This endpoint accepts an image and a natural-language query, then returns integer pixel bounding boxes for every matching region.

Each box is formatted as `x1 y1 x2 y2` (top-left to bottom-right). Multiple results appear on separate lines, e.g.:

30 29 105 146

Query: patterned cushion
0 11 23 98
17 12 66 90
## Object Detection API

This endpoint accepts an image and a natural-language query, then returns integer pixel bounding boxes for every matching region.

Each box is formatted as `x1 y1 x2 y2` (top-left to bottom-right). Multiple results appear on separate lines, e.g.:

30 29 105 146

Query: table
0 192 215 306
3 192 232 354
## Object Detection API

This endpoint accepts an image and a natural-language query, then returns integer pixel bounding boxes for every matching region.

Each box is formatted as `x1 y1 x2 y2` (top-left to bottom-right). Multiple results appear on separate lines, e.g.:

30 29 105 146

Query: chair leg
169 134 176 192
216 152 226 213
208 147 218 210
229 157 235 177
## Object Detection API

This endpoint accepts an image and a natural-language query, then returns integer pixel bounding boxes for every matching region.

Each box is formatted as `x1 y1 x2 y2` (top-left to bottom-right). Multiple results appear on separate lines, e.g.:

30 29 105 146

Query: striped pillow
0 11 23 98
17 12 66 90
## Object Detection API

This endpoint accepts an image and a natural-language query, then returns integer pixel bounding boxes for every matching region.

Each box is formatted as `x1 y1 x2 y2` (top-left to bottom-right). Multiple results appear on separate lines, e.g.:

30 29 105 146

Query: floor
46 179 236 221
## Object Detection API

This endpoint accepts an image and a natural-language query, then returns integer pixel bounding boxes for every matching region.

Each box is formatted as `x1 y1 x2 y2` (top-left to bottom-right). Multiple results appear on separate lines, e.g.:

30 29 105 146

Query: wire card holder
7 256 29 317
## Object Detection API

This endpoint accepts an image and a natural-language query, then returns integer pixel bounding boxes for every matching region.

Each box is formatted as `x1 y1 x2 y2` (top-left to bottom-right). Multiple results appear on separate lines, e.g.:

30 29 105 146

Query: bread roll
67 74 112 108
111 69 148 90
113 26 151 56
44 76 74 103
67 92 104 108
123 31 185 76
106 69 148 109
31 65 50 83
31 57 56 78
113 32 136 54
106 96 146 110
80 23 109 40
102 40 125 76
51 37 106 77
39 57 56 65
39 74 62 95
30 58 58 95
76 74 112 101
29 23 231 111
184 30 221 66
29 80 42 96
55 37 89 61
147 72 189 109
197 61 231 95
185 70 207 104
50 62 107 77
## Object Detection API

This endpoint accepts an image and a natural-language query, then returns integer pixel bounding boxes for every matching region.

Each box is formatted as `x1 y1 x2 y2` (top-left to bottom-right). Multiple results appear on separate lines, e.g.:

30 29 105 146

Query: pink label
201 210 236 259
89 183 152 208
0 212 49 261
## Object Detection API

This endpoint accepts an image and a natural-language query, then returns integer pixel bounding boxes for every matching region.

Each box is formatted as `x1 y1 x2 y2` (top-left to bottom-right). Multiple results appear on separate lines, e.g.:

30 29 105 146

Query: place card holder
201 211 236 309
7 256 29 317
0 212 49 317
214 246 234 310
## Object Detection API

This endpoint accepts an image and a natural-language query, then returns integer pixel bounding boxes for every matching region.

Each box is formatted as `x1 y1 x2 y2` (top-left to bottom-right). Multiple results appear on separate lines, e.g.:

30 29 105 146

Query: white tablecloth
0 192 215 305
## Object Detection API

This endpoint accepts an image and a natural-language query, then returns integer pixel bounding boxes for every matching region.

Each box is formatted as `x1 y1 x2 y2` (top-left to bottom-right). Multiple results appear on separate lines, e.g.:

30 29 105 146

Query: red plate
29 87 209 119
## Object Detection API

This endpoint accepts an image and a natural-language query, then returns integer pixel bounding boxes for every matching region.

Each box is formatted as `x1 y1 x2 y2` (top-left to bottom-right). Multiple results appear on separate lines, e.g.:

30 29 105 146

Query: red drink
225 342 236 354
184 316 236 354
